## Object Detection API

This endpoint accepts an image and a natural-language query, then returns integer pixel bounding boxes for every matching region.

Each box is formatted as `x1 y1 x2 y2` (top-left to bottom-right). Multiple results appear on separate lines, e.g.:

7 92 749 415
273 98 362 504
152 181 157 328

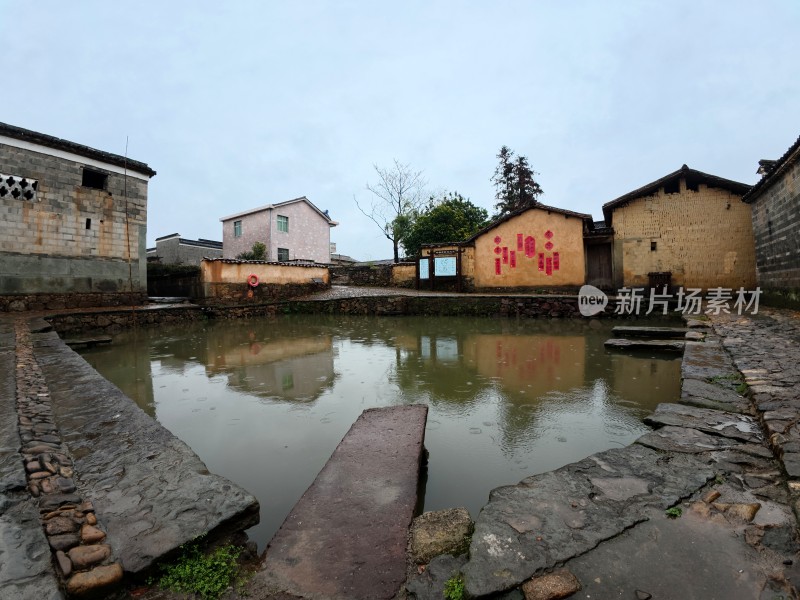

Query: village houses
220 196 338 264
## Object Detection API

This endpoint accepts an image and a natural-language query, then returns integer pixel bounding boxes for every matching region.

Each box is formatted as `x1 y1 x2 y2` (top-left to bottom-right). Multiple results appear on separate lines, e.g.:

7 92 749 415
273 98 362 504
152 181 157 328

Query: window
85 218 92 230
81 169 107 190
277 248 289 261
233 220 242 237
277 215 288 233
650 241 657 251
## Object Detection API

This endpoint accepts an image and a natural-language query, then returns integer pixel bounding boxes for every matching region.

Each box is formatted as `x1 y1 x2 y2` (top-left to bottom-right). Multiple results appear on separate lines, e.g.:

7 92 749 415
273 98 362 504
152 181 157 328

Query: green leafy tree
236 241 266 261
491 145 543 216
398 192 488 257
355 160 427 263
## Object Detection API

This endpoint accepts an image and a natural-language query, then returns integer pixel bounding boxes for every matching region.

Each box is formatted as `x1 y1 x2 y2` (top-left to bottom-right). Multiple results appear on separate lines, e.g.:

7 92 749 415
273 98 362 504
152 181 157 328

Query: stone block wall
330 265 394 287
749 159 800 306
279 294 605 319
612 181 756 290
0 142 150 309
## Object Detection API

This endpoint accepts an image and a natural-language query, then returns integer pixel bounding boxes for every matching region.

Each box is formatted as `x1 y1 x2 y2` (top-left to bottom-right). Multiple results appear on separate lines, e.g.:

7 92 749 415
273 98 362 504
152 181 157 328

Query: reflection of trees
82 315 682 457
387 319 603 414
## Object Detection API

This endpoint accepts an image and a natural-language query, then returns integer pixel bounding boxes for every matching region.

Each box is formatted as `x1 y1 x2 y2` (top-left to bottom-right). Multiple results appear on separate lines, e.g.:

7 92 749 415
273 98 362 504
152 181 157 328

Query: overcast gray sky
3 1 799 261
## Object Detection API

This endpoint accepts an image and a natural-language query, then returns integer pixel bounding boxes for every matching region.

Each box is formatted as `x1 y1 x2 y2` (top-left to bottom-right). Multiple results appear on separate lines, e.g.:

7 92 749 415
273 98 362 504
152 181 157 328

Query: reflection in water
80 315 681 550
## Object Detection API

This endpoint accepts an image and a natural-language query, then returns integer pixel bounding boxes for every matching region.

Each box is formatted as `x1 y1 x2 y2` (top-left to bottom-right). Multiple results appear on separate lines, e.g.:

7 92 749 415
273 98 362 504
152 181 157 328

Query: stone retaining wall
46 306 206 336
0 292 147 313
147 273 202 299
201 281 327 305
277 295 593 319
330 265 394 287
44 295 614 335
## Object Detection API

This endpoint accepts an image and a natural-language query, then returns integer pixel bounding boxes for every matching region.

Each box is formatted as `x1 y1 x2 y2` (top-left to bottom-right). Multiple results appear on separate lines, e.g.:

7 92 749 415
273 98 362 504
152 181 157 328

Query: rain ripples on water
80 314 680 550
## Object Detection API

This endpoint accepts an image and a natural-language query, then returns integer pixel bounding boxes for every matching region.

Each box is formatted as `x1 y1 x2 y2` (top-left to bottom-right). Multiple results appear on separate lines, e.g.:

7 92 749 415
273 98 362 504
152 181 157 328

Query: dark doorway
586 243 613 289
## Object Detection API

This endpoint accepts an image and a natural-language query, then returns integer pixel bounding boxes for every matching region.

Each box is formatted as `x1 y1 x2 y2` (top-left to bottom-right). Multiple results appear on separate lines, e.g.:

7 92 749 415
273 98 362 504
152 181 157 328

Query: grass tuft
152 540 243 600
443 574 465 600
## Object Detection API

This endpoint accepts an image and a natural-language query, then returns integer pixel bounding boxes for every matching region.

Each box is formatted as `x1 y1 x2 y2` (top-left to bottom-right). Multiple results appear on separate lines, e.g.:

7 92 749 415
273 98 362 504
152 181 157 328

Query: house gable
220 196 336 263
602 165 755 289
602 165 751 225
465 203 590 289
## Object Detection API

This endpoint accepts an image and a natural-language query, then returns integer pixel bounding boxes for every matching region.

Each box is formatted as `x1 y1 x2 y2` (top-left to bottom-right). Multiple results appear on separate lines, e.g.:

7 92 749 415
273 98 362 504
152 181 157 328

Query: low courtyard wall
200 259 329 304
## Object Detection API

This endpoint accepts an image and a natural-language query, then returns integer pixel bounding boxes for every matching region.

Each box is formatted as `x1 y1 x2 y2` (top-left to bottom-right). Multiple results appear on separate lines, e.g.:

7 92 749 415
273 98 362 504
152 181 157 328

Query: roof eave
741 135 800 204
0 121 156 177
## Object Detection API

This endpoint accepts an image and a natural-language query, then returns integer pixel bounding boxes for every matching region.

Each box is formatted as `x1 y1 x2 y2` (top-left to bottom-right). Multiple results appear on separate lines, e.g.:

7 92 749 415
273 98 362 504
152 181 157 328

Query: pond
78 315 681 550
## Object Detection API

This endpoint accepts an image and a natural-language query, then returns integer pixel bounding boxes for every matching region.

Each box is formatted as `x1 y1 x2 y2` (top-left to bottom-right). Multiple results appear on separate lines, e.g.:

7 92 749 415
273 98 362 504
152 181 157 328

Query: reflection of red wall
465 334 584 395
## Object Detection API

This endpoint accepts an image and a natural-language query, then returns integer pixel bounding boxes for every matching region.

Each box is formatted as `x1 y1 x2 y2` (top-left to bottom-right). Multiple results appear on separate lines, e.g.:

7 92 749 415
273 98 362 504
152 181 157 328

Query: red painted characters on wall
493 230 560 276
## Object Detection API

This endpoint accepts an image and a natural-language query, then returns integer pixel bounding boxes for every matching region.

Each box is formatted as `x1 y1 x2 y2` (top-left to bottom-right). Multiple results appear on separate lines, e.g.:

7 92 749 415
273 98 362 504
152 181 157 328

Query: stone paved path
0 315 260 598
712 309 800 482
0 319 63 600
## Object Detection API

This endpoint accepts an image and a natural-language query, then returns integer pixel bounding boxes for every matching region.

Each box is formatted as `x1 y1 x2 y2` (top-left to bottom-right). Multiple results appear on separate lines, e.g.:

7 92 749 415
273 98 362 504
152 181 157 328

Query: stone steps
63 337 112 349
604 338 685 352
611 325 689 339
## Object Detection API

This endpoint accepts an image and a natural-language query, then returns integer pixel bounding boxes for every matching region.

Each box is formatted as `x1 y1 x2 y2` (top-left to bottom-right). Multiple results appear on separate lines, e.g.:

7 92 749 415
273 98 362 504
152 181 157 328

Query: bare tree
355 160 427 263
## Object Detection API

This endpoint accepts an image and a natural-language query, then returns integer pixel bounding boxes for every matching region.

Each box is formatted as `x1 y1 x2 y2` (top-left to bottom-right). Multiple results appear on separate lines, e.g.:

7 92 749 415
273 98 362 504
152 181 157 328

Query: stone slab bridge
248 405 428 600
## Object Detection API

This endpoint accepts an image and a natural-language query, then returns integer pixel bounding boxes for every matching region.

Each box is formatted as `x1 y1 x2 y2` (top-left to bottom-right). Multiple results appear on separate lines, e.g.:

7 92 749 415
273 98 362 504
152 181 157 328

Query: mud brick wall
0 143 150 304
748 159 800 307
612 180 756 290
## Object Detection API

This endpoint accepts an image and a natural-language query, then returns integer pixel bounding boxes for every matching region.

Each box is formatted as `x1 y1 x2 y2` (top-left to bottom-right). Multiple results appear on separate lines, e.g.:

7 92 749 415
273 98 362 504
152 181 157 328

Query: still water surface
79 315 680 549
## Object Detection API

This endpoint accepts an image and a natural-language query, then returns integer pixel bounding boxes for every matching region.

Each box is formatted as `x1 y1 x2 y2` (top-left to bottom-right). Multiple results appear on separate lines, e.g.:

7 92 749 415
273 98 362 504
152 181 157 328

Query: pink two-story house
220 196 338 263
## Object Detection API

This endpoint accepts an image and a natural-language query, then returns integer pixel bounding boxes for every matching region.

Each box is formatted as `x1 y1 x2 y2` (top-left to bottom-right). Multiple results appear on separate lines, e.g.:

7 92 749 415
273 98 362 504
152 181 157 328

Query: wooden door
586 244 613 289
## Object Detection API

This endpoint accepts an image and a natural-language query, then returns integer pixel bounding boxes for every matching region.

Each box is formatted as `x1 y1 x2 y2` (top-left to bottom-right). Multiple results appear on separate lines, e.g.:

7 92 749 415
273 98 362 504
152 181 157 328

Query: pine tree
491 146 543 216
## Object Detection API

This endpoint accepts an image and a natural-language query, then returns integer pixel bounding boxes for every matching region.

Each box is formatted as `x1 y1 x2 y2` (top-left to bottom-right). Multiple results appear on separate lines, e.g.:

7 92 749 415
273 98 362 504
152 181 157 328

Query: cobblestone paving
712 308 800 489
13 319 123 596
